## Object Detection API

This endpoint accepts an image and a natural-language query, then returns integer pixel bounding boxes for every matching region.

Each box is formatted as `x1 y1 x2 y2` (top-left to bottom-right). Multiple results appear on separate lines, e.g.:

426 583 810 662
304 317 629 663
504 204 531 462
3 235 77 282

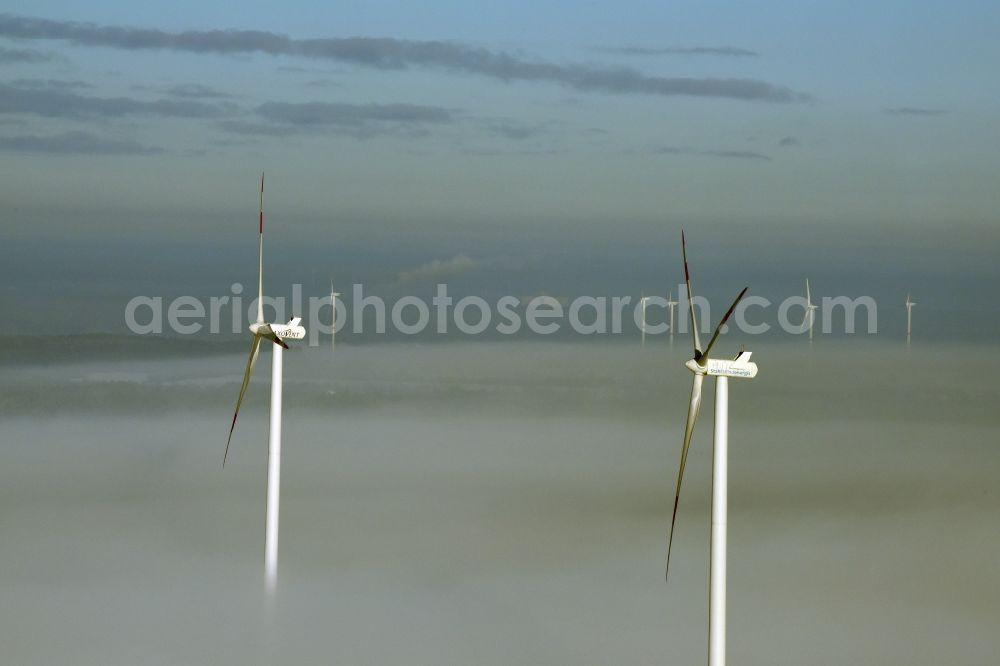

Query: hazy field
1 339 998 664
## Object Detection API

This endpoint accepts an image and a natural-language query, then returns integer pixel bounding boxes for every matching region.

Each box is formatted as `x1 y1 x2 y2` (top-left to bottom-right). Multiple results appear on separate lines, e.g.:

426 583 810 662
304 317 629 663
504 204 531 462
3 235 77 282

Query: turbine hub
685 358 708 375
687 353 758 379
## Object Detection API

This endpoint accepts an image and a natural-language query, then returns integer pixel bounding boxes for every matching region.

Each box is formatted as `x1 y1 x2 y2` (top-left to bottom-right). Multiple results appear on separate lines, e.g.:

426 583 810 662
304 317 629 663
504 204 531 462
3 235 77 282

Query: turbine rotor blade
667 372 704 580
806 278 811 306
224 334 263 466
257 172 264 324
681 230 702 356
701 286 748 361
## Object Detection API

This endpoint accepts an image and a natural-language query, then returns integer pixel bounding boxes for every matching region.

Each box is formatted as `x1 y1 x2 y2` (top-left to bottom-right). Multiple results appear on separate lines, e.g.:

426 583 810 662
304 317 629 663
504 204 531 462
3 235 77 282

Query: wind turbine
666 290 679 345
905 292 916 342
804 279 818 341
666 231 758 666
224 173 305 592
640 292 650 347
330 279 341 354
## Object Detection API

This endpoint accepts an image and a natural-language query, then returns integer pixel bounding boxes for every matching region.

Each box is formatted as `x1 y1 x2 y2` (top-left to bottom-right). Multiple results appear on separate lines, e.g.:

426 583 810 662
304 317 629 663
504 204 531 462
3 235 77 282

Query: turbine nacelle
685 350 758 379
251 317 306 340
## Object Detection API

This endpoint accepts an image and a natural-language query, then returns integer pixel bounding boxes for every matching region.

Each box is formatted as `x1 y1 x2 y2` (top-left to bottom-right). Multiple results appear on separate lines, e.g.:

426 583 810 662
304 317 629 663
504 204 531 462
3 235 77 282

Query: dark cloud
0 14 807 102
0 81 230 119
647 145 771 161
215 120 301 137
885 107 948 116
648 145 694 155
218 101 454 138
0 130 163 155
303 79 342 89
600 46 759 57
295 44 805 102
163 83 232 99
484 121 548 141
256 101 453 126
0 45 53 63
778 135 798 146
703 149 770 160
9 78 92 90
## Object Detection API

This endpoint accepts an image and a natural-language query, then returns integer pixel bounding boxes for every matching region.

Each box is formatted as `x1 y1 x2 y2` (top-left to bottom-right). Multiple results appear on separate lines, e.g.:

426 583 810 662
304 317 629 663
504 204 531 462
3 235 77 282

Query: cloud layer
600 46 759 57
0 130 162 155
647 145 772 161
257 101 452 127
0 45 53 63
885 107 948 116
0 14 807 102
0 81 228 119
216 101 455 138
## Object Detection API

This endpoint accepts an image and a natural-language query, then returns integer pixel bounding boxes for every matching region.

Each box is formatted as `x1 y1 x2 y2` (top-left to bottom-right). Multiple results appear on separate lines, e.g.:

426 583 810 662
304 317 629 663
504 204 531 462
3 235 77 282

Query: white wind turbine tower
224 173 305 592
905 292 916 342
640 292 650 347
330 279 341 354
804 279 818 341
666 290 679 345
666 231 758 666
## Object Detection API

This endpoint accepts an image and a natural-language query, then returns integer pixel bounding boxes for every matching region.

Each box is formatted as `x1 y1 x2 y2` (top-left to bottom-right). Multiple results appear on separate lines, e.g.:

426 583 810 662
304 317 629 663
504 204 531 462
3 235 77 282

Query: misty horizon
3 341 999 664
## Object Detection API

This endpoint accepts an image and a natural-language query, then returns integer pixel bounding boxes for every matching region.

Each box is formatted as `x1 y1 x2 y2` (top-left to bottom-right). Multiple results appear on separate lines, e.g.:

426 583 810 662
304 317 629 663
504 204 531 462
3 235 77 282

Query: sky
1 2 999 336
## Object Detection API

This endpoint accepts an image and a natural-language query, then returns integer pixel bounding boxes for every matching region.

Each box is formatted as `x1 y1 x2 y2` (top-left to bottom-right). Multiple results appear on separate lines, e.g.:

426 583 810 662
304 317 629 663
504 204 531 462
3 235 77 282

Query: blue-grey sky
1 2 998 335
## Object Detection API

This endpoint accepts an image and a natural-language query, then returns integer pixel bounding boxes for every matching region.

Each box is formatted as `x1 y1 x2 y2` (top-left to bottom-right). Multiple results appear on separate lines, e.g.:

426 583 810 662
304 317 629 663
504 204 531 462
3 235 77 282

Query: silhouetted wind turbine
330 279 341 354
666 290 679 345
640 292 650 347
905 292 916 343
804 279 818 341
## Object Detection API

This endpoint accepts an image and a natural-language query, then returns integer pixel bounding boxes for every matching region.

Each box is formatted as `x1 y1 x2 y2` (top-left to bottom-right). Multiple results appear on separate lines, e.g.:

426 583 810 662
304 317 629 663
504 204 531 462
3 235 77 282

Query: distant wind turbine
330 279 341 353
804 279 818 341
224 173 306 592
905 293 916 342
667 231 758 666
640 292 650 347
666 290 679 344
